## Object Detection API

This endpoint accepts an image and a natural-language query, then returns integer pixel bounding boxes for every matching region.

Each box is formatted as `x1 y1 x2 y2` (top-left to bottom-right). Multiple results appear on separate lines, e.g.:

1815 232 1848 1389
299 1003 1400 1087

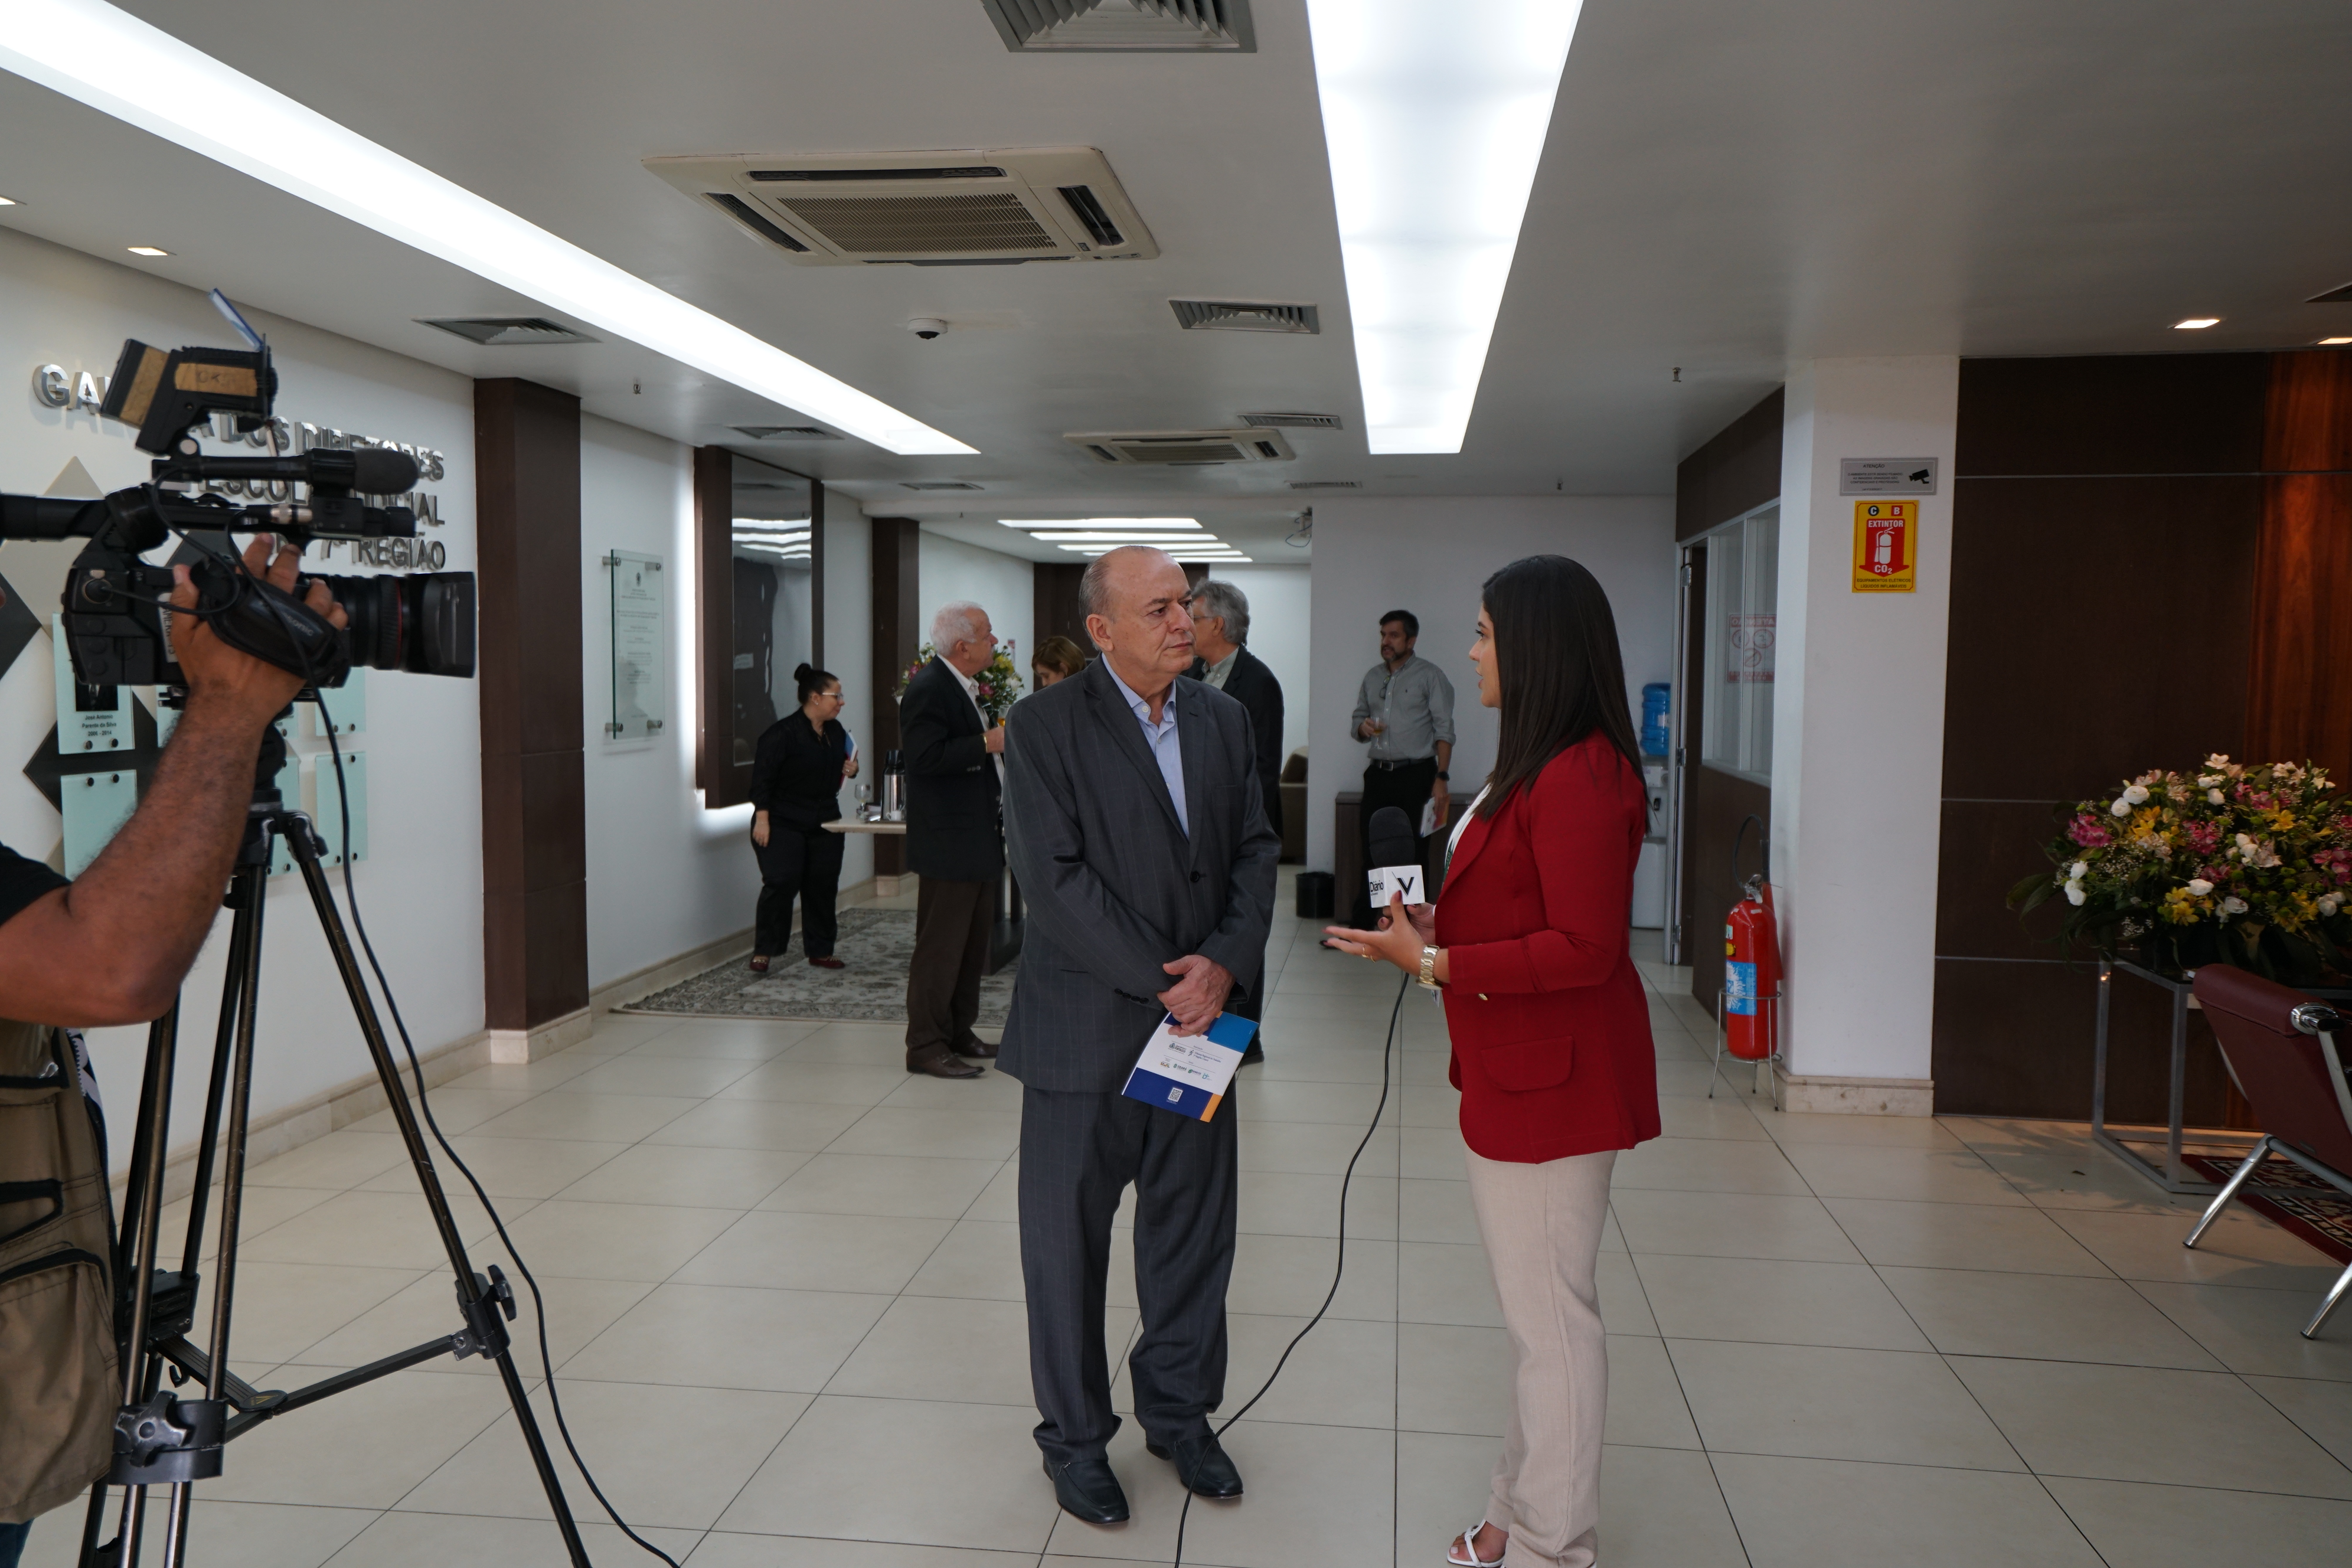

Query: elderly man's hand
1157 954 1233 1035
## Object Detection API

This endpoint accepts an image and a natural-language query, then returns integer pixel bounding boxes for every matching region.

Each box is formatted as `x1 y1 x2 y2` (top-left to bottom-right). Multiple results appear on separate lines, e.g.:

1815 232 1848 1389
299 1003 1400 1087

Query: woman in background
1030 634 1088 691
749 664 857 972
1324 556 1659 1568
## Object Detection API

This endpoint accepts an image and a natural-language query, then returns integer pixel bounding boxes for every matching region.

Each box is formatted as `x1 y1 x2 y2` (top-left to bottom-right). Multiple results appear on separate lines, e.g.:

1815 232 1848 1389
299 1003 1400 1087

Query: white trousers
1464 1146 1618 1568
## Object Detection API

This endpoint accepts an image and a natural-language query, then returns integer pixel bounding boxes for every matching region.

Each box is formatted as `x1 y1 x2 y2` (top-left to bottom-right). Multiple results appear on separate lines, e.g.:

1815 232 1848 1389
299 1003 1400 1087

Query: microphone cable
1169 966 1406 1568
207 527 681 1568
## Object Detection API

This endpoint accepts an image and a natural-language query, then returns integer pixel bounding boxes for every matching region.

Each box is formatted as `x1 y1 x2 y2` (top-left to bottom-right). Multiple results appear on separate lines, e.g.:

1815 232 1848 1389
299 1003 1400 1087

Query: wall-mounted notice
605 551 666 742
1852 501 1917 593
1839 457 1938 496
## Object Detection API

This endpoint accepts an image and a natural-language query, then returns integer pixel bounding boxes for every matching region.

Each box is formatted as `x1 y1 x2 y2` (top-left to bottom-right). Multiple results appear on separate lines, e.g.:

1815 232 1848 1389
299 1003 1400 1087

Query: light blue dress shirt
1106 664 1187 837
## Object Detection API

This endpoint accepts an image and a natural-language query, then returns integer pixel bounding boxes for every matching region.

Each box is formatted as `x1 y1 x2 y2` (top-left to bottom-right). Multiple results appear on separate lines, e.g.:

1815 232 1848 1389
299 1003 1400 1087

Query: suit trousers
1465 1146 1616 1568
1018 1084 1239 1465
753 823 844 958
904 876 993 1066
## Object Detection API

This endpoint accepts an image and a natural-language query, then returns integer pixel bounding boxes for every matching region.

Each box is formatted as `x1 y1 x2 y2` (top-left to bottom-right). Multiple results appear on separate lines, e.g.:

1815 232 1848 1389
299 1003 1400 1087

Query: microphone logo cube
1367 864 1423 907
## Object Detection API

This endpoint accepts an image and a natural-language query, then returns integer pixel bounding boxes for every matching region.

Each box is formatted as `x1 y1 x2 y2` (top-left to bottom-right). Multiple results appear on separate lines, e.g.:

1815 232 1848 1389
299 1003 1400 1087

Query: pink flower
2067 815 2113 848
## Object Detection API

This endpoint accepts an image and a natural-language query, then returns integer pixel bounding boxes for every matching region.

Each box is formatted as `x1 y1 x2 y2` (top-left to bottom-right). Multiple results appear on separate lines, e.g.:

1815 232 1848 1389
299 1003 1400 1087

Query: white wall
580 414 761 989
1306 496 1677 872
0 227 484 1151
1197 564 1311 764
919 529 1033 677
822 511 874 890
1770 357 1958 1103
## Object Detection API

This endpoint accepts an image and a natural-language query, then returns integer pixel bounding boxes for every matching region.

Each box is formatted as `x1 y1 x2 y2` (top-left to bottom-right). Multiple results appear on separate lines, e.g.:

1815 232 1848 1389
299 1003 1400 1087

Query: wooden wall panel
2246 351 2352 782
475 378 586 1031
869 517 922 880
1675 388 1782 543
690 446 745 803
1954 355 2267 476
1034 562 1089 655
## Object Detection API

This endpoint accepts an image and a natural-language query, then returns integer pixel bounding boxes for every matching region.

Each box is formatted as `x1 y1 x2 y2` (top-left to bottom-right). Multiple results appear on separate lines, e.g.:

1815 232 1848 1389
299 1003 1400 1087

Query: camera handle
83 734 594 1568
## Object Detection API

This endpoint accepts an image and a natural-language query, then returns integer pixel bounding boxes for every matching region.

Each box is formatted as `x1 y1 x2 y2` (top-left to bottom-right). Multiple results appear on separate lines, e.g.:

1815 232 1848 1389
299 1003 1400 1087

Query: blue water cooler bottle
1640 682 1671 758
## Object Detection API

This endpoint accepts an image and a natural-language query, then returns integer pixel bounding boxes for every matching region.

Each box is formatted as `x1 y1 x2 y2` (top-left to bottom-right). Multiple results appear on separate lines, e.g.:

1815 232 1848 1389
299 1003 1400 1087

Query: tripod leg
177 896 260 1283
96 1002 184 1568
286 839 593 1567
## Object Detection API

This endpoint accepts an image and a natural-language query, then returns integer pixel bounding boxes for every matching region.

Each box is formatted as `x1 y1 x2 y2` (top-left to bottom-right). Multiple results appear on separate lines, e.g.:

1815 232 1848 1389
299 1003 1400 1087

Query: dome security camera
907 318 946 340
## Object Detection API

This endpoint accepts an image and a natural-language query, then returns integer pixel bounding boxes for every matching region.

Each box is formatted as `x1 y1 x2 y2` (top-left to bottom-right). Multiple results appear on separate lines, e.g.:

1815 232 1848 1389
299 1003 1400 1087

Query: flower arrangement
2010 754 2352 982
898 640 1024 726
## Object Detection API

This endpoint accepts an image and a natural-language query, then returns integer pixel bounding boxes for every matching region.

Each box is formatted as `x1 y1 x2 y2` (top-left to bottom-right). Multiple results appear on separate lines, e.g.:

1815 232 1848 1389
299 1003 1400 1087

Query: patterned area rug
2183 1151 2352 1265
619 907 1018 1025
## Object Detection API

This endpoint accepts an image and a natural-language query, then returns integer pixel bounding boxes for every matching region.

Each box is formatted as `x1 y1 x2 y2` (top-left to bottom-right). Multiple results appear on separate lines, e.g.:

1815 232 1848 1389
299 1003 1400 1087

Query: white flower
2322 896 2342 918
2123 785 2150 805
2222 896 2249 915
2068 861 2088 881
2206 753 2233 770
2111 798 2134 818
2207 789 2224 805
2065 882 2087 907
2186 878 2214 897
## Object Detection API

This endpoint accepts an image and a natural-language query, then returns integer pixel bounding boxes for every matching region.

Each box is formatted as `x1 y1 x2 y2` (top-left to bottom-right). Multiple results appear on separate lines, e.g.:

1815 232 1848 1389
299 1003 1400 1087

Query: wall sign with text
1851 501 1917 593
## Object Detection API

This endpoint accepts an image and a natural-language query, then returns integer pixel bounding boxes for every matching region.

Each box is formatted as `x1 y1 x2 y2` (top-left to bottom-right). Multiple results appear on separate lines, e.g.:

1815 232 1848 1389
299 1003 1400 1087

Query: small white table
823 818 906 894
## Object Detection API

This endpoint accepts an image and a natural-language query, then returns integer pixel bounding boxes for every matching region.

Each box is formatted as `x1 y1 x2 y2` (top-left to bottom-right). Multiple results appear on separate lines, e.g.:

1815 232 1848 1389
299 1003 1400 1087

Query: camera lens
308 571 476 678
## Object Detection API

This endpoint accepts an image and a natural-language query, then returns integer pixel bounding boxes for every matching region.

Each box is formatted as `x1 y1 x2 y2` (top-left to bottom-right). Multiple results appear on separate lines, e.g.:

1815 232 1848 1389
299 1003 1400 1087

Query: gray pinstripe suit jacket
998 656 1281 1093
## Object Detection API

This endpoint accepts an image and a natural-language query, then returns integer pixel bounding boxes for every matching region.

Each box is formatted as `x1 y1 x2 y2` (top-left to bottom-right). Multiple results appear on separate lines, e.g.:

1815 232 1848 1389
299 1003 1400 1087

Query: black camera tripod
79 718 593 1568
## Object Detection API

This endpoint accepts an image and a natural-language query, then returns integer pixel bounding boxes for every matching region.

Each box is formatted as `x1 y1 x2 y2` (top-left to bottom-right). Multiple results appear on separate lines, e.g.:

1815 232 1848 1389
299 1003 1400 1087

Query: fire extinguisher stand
1710 974 1785 1108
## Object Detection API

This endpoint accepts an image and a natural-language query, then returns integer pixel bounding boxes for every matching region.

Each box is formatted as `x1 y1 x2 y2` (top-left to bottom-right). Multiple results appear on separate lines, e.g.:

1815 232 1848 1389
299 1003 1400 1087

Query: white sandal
1446 1523 1505 1567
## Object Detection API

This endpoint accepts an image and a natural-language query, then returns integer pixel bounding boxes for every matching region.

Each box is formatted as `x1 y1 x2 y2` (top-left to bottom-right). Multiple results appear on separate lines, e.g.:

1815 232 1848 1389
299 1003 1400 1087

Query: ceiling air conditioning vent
733 425 841 441
1171 300 1319 334
902 481 985 491
1288 480 1360 490
981 0 1255 52
1239 411 1344 430
648 148 1157 266
1066 427 1297 466
417 316 596 346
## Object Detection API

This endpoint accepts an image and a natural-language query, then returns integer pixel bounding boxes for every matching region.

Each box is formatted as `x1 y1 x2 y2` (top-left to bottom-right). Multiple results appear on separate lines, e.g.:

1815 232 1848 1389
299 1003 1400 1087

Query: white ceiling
4 0 2347 562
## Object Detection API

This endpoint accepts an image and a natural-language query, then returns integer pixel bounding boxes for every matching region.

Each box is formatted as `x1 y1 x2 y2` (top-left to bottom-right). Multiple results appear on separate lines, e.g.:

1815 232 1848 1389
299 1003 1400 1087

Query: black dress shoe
953 1033 999 1060
1240 1041 1265 1066
907 1053 984 1079
1043 1454 1130 1524
1146 1432 1243 1498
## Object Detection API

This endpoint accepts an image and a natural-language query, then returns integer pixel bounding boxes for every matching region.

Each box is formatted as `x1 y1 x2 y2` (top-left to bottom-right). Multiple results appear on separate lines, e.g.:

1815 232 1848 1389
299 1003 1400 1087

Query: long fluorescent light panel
0 0 974 456
1304 0 1582 454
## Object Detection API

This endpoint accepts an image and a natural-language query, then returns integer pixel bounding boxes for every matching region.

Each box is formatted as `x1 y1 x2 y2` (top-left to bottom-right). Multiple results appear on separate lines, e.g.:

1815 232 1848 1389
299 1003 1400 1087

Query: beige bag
0 1018 118 1524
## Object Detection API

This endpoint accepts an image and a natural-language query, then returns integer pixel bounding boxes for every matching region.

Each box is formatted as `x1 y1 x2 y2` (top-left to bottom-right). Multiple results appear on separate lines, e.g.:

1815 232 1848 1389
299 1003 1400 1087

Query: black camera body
1 331 476 692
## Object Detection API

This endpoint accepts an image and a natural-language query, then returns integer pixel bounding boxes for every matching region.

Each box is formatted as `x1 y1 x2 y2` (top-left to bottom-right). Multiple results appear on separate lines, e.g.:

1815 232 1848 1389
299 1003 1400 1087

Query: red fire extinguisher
1723 875 1781 1061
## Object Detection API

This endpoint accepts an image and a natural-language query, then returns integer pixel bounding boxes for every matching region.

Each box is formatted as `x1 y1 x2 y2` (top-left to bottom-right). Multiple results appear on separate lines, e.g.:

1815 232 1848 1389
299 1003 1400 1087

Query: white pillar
1769 357 1959 1114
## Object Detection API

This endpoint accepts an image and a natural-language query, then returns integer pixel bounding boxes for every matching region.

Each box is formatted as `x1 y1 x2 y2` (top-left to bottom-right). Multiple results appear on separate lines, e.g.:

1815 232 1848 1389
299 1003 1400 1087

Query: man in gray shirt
1350 609 1455 902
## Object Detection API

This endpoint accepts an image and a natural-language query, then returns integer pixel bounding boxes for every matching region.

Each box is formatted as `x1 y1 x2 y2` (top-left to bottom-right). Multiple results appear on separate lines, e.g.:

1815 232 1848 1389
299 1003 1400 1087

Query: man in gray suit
1001 546 1280 1525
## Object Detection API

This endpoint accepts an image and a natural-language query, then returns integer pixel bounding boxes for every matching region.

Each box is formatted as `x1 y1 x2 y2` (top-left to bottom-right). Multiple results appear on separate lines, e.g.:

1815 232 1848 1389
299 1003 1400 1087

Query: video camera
0 296 473 691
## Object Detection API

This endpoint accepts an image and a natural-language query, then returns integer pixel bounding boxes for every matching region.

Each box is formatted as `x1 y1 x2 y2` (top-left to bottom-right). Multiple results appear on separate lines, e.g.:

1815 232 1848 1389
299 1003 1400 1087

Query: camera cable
1168 966 1404 1568
199 528 681 1568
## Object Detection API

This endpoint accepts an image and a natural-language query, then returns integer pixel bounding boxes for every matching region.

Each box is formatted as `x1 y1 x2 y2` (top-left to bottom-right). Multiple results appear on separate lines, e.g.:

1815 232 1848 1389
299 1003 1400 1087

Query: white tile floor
28 878 2352 1567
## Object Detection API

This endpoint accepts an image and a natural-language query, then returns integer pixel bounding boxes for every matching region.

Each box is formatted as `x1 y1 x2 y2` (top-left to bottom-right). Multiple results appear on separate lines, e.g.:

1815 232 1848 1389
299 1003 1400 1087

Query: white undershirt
1446 785 1489 867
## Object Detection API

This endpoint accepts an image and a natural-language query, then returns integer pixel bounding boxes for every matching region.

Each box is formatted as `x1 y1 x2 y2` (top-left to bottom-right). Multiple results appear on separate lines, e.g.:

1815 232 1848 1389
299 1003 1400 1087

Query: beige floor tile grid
25 883 2352 1568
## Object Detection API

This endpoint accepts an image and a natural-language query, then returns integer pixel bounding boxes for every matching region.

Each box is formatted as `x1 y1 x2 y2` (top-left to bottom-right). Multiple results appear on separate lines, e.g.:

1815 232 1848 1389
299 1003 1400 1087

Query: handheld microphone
1366 804 1425 908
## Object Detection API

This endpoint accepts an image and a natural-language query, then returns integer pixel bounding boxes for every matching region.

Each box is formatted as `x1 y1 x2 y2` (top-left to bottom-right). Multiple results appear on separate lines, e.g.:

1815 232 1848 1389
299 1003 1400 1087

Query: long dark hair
1477 555 1641 819
793 662 838 706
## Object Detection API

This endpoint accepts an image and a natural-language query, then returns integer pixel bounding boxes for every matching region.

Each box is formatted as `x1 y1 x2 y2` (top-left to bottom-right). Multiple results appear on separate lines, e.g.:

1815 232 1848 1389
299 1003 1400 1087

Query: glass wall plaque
606 550 666 742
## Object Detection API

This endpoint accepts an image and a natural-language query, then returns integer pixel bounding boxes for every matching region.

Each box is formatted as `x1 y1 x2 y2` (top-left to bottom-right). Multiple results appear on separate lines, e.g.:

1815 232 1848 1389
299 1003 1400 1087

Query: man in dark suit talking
1001 546 1280 1525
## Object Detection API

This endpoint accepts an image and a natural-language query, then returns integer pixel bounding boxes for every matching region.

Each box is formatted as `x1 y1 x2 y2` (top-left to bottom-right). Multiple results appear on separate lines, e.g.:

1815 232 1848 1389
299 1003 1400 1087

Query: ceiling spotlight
2173 317 2220 330
2320 337 2352 347
126 244 170 257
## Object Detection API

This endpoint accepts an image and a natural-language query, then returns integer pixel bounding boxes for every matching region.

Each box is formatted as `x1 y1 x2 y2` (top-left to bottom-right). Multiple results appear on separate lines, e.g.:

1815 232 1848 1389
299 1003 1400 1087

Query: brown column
475 379 587 1051
2247 350 2352 782
870 517 922 880
1034 562 1089 653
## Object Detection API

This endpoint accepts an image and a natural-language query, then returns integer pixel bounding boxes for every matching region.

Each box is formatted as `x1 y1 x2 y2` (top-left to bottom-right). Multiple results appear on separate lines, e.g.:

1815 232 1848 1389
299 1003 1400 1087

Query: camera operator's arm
0 538 344 1025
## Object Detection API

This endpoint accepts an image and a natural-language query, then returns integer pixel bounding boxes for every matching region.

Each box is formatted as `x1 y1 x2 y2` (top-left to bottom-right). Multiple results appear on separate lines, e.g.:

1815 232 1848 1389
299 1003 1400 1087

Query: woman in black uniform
749 664 858 972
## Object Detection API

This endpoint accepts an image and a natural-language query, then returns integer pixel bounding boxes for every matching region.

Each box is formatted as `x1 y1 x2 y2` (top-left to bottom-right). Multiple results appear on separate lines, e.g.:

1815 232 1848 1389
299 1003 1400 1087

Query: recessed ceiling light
0 1 969 456
2173 317 2220 329
126 244 170 257
2319 337 2352 347
1306 0 1584 453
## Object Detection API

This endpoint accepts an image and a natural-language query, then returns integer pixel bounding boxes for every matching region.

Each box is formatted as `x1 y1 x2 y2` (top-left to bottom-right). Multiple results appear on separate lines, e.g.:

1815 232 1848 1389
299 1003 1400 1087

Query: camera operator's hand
171 536 347 729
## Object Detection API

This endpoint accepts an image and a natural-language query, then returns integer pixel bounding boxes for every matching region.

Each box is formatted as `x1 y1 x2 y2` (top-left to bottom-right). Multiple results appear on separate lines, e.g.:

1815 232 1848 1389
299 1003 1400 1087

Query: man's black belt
1367 757 1436 771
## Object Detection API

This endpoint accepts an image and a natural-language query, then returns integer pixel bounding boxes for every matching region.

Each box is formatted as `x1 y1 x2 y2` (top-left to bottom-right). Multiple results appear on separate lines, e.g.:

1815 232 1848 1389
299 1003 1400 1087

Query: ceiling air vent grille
1171 300 1319 334
733 425 841 441
981 0 1254 51
1066 427 1296 465
648 148 1156 266
1288 480 1360 490
902 481 985 491
1239 411 1343 429
417 316 596 346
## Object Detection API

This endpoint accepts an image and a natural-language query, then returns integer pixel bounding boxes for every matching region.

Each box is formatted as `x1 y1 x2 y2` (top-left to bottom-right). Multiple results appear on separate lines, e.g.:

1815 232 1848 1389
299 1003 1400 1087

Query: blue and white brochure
1121 1011 1257 1121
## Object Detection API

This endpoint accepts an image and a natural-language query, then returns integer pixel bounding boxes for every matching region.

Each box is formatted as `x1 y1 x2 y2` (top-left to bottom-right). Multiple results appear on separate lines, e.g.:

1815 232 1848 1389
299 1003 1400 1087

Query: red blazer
1439 734 1661 1164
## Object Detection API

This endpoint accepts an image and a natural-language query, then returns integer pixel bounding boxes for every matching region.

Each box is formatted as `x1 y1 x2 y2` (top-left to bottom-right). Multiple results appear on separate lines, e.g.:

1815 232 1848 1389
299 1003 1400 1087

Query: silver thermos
879 749 906 822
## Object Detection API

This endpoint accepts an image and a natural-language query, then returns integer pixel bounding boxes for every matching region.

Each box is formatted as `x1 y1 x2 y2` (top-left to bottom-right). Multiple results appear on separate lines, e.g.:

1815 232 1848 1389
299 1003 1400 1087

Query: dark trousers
753 823 844 958
905 876 992 1065
1018 1083 1239 1464
1360 756 1438 919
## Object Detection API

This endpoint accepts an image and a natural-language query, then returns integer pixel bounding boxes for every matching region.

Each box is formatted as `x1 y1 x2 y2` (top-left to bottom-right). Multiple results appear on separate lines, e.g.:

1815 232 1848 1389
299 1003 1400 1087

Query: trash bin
1295 871 1335 919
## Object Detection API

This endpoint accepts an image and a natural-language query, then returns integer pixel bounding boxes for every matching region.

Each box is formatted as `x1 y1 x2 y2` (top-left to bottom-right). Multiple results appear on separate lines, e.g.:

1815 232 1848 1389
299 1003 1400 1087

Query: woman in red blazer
1327 554 1658 1568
